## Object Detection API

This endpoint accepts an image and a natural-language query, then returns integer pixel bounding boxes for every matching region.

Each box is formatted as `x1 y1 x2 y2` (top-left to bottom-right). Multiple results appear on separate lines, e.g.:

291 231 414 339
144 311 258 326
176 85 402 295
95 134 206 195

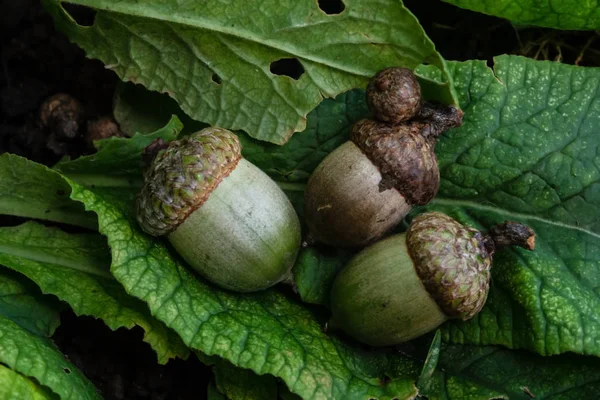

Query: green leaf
417 331 441 391
63 179 420 400
443 0 600 30
54 116 183 188
0 314 101 400
0 364 58 400
43 0 456 144
291 247 353 306
429 56 600 233
213 360 278 400
0 154 96 230
0 267 62 338
0 220 188 364
208 381 229 400
114 82 207 136
419 343 600 400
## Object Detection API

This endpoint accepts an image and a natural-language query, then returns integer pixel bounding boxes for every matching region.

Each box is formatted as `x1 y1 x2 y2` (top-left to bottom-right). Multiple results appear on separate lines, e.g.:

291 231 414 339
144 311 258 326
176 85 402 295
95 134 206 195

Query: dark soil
1 0 598 399
53 310 211 400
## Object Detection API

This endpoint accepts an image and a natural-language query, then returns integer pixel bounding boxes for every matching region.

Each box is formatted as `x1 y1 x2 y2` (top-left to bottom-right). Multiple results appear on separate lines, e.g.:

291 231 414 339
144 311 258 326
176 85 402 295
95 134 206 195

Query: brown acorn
304 68 463 248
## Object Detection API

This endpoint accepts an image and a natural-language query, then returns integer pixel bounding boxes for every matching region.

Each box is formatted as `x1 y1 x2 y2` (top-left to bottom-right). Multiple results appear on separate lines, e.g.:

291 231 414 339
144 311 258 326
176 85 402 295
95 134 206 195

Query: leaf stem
276 181 306 192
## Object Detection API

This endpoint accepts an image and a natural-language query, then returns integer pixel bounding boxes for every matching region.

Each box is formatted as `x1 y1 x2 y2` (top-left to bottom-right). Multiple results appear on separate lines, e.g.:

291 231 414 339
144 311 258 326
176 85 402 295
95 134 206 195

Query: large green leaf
0 154 96 230
443 0 600 30
0 364 58 400
430 56 600 232
0 220 189 364
43 0 456 144
0 267 61 338
419 342 600 399
0 314 101 400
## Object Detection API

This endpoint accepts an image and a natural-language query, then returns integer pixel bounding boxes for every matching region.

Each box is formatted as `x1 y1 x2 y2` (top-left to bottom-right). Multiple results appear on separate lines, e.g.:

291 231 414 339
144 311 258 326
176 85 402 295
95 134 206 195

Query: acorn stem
483 221 536 255
414 102 464 142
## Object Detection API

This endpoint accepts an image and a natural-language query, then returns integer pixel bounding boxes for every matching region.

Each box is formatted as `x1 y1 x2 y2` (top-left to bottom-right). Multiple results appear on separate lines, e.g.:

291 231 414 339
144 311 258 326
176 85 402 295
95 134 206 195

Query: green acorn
136 127 301 292
329 212 535 346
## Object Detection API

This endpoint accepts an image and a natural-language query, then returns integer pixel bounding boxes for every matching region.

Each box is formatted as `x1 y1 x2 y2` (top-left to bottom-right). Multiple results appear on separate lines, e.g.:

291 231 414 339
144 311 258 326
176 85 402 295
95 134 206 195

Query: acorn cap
136 127 242 236
406 212 492 320
351 119 439 205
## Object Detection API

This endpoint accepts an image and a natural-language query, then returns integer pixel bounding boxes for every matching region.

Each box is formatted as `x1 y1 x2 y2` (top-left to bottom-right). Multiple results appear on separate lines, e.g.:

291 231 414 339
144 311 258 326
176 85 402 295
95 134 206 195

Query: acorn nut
136 127 302 292
366 67 422 123
304 68 464 248
329 212 535 346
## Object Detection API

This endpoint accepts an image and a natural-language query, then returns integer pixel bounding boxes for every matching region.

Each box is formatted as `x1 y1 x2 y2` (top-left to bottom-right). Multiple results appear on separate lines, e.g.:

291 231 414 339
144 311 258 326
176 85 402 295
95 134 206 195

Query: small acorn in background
136 127 302 292
329 212 535 346
304 67 463 248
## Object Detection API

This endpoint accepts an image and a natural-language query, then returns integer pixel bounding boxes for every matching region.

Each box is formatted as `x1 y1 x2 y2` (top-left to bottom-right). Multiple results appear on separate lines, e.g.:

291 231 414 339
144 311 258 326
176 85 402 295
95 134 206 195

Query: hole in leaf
211 73 222 85
63 368 71 374
317 0 345 15
270 58 304 80
61 3 97 27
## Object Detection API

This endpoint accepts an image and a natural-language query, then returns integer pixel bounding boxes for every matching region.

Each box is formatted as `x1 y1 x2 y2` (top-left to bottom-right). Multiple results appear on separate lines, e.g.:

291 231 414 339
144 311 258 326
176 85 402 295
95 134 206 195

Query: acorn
304 67 463 248
136 127 302 292
329 212 535 346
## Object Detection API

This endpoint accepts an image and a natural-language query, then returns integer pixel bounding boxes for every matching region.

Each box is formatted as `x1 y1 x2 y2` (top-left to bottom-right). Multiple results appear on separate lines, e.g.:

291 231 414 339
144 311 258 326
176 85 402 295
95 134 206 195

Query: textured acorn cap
406 212 492 320
351 119 439 206
136 127 242 236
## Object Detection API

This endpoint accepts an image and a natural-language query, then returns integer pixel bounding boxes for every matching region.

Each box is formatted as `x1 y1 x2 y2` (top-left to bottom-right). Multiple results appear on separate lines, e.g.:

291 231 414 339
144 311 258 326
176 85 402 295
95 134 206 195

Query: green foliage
0 268 61 338
420 342 600 399
0 314 101 399
0 219 189 364
213 360 278 400
0 259 99 399
431 56 600 233
292 247 354 306
444 0 600 30
43 0 457 144
0 154 96 229
0 364 58 400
